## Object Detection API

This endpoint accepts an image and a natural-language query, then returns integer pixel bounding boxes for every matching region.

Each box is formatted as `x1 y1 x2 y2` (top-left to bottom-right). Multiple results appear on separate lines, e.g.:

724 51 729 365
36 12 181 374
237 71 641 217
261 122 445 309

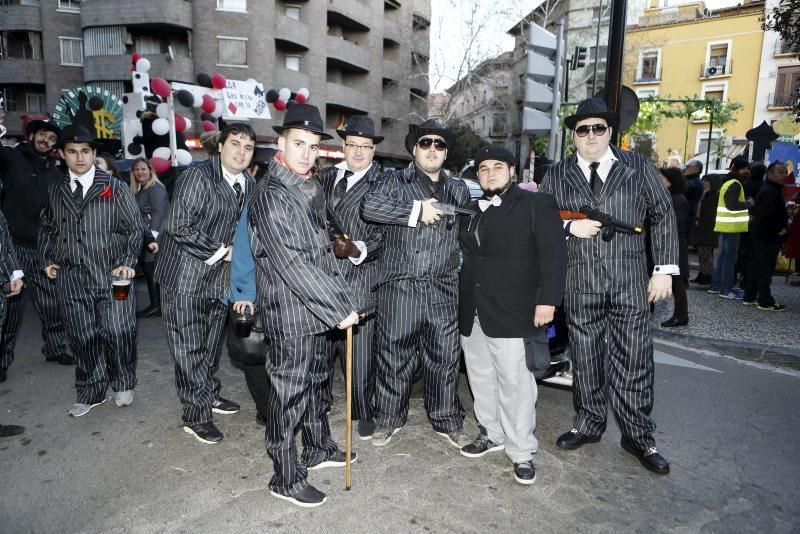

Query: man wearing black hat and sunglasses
361 119 471 449
0 116 73 383
540 98 678 475
321 115 385 440
248 103 359 508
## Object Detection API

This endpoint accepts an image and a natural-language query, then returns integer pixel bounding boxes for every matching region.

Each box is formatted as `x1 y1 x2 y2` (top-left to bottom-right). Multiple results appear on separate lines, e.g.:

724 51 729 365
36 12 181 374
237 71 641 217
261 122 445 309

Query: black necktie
333 170 352 208
73 180 83 205
589 162 602 197
233 181 244 212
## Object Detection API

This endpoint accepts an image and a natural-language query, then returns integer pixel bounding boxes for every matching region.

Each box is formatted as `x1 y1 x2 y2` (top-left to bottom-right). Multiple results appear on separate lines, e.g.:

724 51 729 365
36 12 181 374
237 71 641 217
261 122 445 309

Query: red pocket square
99 186 113 199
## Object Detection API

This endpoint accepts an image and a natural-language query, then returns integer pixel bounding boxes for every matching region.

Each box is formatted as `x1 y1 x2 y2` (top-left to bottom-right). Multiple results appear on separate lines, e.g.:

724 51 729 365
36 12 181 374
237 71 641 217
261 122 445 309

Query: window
57 0 80 12
492 113 506 134
217 0 246 12
702 83 726 102
696 129 724 155
218 36 247 67
25 93 46 113
637 49 660 82
774 65 800 107
285 55 300 71
285 4 301 20
59 37 83 66
704 41 730 76
636 88 658 98
0 31 43 60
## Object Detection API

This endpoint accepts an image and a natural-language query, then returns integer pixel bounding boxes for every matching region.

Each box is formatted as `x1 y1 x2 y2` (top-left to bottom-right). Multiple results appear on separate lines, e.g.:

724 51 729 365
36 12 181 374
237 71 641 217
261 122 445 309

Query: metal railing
774 40 793 56
768 92 795 108
700 61 731 78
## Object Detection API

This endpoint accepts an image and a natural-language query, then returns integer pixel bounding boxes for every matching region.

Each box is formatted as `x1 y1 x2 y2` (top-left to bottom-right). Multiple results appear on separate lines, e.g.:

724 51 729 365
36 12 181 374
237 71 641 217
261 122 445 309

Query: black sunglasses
417 137 448 151
574 123 609 137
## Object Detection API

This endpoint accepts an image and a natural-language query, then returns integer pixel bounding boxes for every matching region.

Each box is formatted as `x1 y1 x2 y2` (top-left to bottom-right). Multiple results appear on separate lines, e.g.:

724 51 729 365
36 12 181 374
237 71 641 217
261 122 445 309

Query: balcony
768 92 796 109
384 0 401 9
382 99 405 121
273 67 310 92
0 58 44 85
327 0 371 32
83 54 193 83
382 59 403 81
409 74 429 96
326 81 369 114
0 3 42 31
700 62 731 79
326 35 369 73
412 11 431 30
274 13 309 51
383 24 403 47
80 0 192 28
774 39 793 56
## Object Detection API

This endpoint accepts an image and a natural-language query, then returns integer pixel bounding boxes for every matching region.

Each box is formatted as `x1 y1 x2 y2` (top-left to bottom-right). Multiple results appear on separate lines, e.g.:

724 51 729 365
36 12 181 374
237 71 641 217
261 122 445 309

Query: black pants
743 238 781 306
242 362 268 418
670 276 689 320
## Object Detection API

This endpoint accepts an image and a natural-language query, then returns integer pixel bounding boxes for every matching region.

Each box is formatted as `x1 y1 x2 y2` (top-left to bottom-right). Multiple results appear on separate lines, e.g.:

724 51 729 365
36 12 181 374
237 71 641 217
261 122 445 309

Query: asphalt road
1 291 798 533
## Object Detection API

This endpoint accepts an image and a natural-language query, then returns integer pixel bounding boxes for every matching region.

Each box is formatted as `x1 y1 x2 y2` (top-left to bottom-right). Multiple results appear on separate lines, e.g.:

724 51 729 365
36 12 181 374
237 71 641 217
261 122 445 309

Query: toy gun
326 206 349 240
432 202 478 230
559 206 643 242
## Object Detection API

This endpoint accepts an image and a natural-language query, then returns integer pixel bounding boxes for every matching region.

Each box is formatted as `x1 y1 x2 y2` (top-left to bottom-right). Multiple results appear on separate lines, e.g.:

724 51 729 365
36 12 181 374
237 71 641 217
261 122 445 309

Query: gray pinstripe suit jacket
540 146 678 293
38 169 141 290
0 212 19 284
361 165 469 288
249 160 354 339
322 164 384 299
154 156 255 299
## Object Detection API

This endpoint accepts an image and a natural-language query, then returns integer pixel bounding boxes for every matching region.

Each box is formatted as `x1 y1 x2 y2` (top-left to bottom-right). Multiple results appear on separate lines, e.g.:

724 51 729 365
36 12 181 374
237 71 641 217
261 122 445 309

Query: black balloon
201 112 216 122
266 89 279 103
127 143 142 155
176 89 194 107
286 99 297 108
196 73 212 88
88 96 104 111
132 135 144 144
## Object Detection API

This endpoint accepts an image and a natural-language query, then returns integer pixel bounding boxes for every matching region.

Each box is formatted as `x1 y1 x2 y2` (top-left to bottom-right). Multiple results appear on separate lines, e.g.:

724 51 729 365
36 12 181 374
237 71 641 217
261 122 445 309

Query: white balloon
297 87 310 98
176 149 193 166
211 100 225 118
135 58 151 73
278 87 291 101
153 147 172 160
156 103 170 119
183 118 192 131
191 92 203 108
151 117 170 136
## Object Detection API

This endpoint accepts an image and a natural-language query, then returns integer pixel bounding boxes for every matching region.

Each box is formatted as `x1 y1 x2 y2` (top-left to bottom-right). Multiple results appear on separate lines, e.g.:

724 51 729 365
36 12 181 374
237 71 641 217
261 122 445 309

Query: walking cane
345 324 353 490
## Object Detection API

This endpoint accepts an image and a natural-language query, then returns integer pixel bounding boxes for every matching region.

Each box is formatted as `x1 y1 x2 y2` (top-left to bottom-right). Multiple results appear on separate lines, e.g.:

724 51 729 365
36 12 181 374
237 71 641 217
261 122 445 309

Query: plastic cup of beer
112 275 131 300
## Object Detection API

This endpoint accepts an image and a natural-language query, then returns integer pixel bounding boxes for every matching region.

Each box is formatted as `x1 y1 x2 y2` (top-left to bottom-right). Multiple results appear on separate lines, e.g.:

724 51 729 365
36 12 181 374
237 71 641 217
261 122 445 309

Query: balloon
278 87 291 101
191 92 203 108
131 52 142 63
153 147 172 160
155 103 170 118
150 157 170 174
200 112 216 122
175 149 193 166
88 96 104 111
273 99 286 111
183 118 192 131
135 58 151 73
297 87 310 98
265 89 279 103
151 77 171 98
286 99 297 109
196 73 212 88
151 117 170 136
211 100 225 118
201 94 216 114
176 89 194 107
211 73 227 90
174 113 187 132
294 93 307 104
202 120 217 132
127 143 142 156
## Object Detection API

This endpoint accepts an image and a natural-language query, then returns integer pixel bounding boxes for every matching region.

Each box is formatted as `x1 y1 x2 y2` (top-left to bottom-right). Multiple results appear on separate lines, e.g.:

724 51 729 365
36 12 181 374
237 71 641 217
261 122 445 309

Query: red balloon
294 93 307 104
273 99 286 111
202 120 216 132
211 73 227 90
174 113 187 132
131 52 142 63
151 77 171 98
150 157 171 174
201 94 216 114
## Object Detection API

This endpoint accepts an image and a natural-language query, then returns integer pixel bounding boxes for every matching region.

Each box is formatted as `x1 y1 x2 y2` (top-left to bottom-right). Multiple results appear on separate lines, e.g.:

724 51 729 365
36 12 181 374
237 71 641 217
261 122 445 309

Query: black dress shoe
621 439 670 475
357 417 376 440
183 422 224 444
46 353 76 366
308 450 357 470
0 368 6 383
136 305 162 318
0 423 26 438
556 428 601 450
660 317 689 328
270 484 327 508
211 397 240 414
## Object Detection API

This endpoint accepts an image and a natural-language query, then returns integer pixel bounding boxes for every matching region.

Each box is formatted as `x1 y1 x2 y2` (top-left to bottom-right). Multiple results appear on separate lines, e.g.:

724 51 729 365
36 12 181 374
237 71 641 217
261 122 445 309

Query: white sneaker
115 390 134 407
68 399 107 417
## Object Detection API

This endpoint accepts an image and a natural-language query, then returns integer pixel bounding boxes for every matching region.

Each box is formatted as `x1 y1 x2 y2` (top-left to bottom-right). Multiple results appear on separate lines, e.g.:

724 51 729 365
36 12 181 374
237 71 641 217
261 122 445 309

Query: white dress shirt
68 165 96 198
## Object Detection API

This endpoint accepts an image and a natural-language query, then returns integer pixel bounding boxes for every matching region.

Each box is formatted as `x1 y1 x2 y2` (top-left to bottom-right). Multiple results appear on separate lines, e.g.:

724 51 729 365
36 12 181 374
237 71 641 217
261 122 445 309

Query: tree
444 119 488 171
762 0 800 119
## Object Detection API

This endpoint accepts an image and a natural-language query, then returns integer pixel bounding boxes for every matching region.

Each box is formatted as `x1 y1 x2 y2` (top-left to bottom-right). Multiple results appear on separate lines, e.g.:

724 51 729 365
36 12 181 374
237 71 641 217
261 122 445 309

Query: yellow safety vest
714 179 749 233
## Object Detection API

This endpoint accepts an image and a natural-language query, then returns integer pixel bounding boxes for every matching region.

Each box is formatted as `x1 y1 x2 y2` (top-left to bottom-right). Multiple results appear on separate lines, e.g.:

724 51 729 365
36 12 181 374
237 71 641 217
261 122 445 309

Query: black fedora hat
564 97 620 130
404 119 454 155
336 115 384 144
252 146 277 164
474 146 515 168
58 124 99 148
272 103 333 140
25 119 61 139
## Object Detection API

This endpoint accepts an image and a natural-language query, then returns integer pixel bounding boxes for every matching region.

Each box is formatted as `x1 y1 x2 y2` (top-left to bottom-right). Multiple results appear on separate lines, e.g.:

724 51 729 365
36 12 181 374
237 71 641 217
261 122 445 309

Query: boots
137 263 161 318
691 272 711 285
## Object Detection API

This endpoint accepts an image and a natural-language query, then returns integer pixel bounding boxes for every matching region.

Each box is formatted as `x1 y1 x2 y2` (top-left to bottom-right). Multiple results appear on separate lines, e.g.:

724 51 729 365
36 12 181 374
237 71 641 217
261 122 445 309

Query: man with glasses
540 98 677 475
362 119 471 448
322 116 385 439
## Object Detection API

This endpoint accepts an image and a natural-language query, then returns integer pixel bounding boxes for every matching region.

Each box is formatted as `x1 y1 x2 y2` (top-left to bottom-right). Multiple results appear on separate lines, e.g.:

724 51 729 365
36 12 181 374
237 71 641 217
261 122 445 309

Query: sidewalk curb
654 328 800 371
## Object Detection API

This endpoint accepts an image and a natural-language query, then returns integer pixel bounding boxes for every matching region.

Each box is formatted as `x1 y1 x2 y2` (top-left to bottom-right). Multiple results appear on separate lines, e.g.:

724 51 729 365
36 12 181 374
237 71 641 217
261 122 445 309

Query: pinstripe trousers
57 265 137 404
564 290 656 449
266 333 338 497
0 245 67 370
373 278 465 433
161 288 228 425
324 317 376 421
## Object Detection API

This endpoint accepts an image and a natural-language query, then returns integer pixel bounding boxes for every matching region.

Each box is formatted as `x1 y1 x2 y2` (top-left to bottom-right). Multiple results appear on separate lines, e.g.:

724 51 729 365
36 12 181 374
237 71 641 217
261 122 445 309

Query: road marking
654 351 722 372
655 339 800 377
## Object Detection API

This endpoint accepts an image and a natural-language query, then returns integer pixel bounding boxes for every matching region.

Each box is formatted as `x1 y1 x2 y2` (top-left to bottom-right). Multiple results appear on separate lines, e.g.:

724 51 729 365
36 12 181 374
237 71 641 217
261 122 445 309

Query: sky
429 0 743 93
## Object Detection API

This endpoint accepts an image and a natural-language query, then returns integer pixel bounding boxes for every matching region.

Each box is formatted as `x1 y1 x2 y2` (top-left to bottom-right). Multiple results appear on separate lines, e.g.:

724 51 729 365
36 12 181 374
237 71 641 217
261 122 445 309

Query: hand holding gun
578 205 643 242
431 202 478 230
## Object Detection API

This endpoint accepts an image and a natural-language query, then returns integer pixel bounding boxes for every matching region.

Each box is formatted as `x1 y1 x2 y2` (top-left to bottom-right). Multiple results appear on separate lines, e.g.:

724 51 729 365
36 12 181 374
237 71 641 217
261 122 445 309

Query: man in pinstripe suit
156 123 256 444
539 98 677 474
0 210 24 383
361 119 471 448
38 125 142 417
322 116 385 440
248 104 359 507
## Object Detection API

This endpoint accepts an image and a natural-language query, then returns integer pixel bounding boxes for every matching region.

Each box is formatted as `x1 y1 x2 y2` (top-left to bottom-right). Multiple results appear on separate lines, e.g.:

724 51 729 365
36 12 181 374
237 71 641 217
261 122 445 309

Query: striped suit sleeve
37 189 59 269
361 170 415 225
164 167 225 260
638 155 679 267
0 213 17 282
115 183 146 269
360 222 384 262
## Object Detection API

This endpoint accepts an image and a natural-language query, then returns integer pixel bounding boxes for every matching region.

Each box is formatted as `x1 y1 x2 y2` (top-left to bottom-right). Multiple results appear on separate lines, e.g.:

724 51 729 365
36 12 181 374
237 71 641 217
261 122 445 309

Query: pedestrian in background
94 153 120 179
689 173 722 285
660 167 690 327
683 160 704 244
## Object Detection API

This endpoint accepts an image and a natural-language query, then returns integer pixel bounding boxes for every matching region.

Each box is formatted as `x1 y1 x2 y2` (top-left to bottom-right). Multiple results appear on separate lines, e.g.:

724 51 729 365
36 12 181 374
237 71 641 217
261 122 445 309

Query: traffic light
571 46 588 70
